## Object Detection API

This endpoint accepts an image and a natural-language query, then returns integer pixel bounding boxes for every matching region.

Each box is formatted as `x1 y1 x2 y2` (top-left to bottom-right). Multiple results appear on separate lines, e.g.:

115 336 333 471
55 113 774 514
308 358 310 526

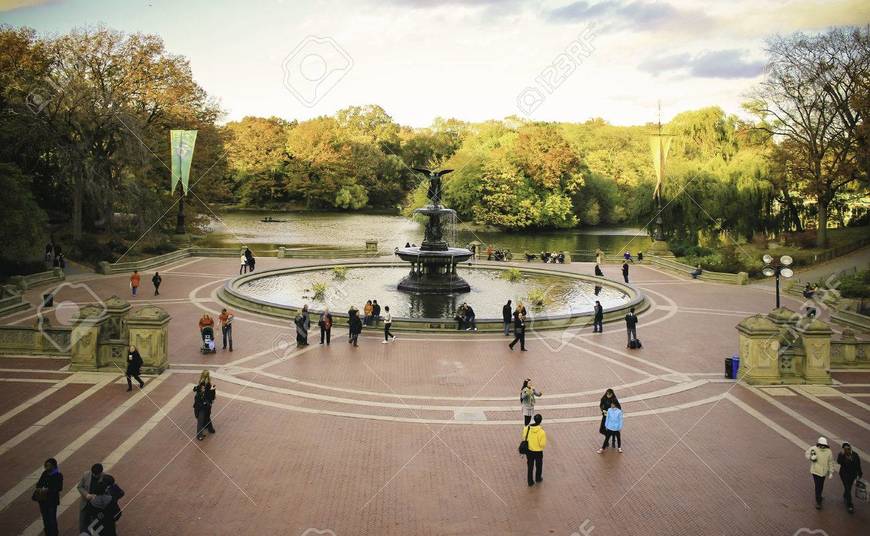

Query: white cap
817 436 828 446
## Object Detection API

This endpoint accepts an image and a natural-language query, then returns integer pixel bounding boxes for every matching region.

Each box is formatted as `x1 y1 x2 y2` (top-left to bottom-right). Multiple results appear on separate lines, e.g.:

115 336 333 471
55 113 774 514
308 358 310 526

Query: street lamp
762 254 794 309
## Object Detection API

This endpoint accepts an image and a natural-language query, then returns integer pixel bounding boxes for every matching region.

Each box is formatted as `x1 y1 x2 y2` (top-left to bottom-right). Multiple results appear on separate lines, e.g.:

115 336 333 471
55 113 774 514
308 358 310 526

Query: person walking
622 261 629 283
595 249 603 266
193 371 217 440
219 308 234 351
593 300 604 333
520 379 541 425
348 306 362 347
509 310 527 351
125 345 145 392
594 263 604 277
598 389 620 447
371 300 381 327
364 300 374 326
77 463 104 532
319 308 333 345
382 306 397 343
523 414 547 487
239 250 248 275
33 457 62 536
152 272 162 295
598 401 624 453
806 436 835 509
502 300 512 336
130 270 140 296
245 248 255 272
295 305 310 346
837 441 863 513
625 307 638 348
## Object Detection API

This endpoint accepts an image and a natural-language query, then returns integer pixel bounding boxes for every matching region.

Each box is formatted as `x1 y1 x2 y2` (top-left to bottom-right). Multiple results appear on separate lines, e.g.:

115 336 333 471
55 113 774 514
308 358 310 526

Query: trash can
42 293 53 308
731 356 740 379
725 357 733 379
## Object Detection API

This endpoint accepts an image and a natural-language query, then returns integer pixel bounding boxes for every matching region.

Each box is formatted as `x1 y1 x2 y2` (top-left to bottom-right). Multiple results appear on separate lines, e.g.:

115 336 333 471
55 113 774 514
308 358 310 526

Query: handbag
518 425 531 456
32 487 48 502
856 478 869 503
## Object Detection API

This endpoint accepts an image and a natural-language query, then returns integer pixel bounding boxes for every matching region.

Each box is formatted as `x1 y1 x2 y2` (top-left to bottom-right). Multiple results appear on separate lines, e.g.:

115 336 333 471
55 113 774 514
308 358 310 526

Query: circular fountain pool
219 262 645 330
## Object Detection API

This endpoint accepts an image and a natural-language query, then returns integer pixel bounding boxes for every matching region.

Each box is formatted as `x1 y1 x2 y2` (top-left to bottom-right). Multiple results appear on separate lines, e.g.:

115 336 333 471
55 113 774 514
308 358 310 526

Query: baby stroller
201 326 217 354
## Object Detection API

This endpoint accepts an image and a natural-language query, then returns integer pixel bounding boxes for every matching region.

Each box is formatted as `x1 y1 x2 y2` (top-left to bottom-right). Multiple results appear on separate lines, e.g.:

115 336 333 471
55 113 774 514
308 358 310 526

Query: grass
311 282 328 301
332 266 348 280
500 268 522 282
526 287 549 309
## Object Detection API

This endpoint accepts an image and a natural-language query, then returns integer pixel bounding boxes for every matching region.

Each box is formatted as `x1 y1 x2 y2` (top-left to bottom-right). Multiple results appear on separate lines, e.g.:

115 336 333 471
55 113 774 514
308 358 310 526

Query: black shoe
197 435 205 441
536 477 542 482
509 344 514 351
848 505 854 513
528 481 535 487
521 348 528 352
126 387 132 392
815 501 822 510
139 382 145 388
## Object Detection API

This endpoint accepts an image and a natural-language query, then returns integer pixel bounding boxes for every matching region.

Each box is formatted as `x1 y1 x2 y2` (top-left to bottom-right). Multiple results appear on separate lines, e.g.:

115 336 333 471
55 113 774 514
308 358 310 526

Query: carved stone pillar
126 305 171 374
103 296 132 340
736 315 781 385
797 318 833 384
69 305 109 371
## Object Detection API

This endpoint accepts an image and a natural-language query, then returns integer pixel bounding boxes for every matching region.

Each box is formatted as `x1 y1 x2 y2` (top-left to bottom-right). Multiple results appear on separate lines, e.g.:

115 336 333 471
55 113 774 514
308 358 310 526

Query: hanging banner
170 130 198 194
649 135 671 200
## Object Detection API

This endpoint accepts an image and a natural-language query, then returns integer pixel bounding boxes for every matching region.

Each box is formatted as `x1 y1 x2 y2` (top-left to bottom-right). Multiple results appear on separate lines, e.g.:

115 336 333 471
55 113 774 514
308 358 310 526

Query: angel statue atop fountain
413 168 453 207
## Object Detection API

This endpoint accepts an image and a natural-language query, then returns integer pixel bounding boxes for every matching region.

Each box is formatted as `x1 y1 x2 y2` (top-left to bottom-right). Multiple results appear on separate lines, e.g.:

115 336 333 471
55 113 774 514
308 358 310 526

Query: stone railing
0 324 72 357
831 332 869 367
831 309 870 333
649 256 748 285
7 268 65 291
278 245 380 259
97 247 242 274
0 286 29 316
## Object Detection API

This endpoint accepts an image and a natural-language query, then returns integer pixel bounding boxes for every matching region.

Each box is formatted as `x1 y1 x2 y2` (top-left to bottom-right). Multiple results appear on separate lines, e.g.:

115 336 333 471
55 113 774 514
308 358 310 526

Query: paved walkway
0 256 866 535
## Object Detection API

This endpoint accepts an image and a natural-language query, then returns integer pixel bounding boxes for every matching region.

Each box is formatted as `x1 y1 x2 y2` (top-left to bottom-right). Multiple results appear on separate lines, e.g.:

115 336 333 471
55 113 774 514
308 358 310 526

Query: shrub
526 287 548 309
311 282 328 301
500 268 522 282
837 270 870 299
332 266 348 280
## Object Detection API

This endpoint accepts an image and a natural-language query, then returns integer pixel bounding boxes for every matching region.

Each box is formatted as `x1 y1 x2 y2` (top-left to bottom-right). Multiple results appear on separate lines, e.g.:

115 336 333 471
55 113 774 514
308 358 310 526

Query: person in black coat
622 261 629 283
599 389 620 447
34 458 63 536
151 272 162 295
348 307 362 347
193 371 217 440
509 311 527 351
125 345 145 392
83 474 124 536
594 263 604 277
502 300 512 336
837 442 863 513
593 301 604 333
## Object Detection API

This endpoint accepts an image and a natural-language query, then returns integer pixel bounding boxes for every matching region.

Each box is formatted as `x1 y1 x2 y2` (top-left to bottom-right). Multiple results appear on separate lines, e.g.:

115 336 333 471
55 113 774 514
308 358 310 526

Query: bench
649 256 748 285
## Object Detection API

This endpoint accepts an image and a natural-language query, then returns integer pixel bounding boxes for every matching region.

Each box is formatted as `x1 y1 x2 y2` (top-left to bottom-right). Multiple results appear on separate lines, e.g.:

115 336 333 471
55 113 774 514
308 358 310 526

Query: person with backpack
319 308 333 345
837 441 863 513
806 436 835 509
522 414 547 487
83 474 124 536
151 272 162 295
625 307 639 348
597 401 624 453
520 379 541 425
33 457 62 536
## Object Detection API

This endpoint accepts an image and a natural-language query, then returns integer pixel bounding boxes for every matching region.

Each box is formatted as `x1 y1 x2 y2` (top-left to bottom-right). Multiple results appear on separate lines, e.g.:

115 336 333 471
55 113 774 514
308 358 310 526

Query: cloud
546 0 712 31
639 48 764 79
0 0 60 12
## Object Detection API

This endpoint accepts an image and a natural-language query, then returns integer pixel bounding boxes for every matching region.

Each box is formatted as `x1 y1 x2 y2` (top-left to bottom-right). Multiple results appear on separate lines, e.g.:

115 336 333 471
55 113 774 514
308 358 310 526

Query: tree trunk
816 199 829 248
72 178 82 241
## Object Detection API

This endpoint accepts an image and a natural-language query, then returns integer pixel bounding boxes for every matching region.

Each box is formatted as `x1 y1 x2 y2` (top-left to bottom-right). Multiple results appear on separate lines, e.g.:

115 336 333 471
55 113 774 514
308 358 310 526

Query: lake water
204 211 653 255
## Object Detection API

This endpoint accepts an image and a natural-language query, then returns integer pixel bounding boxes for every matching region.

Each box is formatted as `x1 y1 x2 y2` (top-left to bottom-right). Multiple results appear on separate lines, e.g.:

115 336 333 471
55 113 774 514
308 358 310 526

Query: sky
1 0 869 127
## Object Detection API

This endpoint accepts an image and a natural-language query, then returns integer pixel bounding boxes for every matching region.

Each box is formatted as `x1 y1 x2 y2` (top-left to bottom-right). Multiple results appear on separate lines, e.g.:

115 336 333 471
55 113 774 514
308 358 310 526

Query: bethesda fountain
396 168 474 293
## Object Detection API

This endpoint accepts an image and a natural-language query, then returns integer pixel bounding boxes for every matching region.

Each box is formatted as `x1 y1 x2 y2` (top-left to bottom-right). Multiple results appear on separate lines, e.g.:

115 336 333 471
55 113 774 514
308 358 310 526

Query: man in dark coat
151 272 162 295
622 261 629 283
509 311 527 351
837 442 863 513
348 307 363 347
593 301 604 333
125 345 145 392
77 463 103 532
502 300 512 336
34 458 63 536
371 300 381 327
625 307 638 347
194 380 217 440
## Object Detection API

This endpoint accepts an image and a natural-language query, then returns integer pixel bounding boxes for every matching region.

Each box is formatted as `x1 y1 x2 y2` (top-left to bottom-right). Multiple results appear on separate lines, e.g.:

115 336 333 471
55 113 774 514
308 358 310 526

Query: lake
203 211 653 255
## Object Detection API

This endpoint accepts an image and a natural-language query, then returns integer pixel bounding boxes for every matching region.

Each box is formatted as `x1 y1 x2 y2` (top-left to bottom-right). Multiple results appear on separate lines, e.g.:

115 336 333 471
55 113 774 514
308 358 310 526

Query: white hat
817 436 828 446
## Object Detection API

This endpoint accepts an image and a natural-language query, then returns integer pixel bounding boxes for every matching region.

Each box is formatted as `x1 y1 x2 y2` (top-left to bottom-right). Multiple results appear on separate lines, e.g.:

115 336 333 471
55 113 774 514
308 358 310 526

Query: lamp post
762 254 794 309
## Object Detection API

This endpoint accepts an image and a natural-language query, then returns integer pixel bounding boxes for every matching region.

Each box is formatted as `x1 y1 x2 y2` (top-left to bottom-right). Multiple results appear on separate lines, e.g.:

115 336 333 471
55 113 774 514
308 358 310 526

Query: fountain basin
218 261 647 331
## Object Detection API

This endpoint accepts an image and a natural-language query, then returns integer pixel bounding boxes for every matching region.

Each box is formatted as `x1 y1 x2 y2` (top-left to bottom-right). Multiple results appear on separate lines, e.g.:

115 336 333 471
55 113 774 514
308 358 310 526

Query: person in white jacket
805 436 835 509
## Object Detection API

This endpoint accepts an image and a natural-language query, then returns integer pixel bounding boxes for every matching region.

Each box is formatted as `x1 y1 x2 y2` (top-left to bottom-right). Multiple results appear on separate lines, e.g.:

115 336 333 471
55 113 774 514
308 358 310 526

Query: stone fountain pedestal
397 203 473 294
